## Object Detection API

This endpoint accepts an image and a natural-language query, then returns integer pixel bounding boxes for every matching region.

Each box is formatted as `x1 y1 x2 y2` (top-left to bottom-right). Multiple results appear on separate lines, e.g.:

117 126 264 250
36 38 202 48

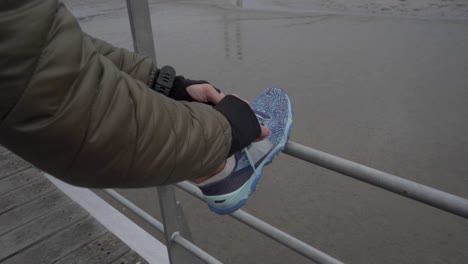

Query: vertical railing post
158 186 203 263
126 0 156 61
125 1 200 263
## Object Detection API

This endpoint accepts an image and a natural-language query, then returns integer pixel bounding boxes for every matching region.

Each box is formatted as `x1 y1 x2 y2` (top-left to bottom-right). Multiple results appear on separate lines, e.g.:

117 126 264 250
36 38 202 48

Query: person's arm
0 0 260 188
85 34 226 106
83 33 158 87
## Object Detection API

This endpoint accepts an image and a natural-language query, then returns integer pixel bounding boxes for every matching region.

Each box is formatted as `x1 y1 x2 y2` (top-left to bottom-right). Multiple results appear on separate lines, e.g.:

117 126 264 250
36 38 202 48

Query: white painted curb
46 174 169 264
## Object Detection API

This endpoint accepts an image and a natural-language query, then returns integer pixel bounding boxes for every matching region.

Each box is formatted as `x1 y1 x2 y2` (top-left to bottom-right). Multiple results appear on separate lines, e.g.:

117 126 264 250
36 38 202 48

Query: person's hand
256 126 270 142
230 94 270 142
186 83 225 105
184 84 270 141
170 76 223 105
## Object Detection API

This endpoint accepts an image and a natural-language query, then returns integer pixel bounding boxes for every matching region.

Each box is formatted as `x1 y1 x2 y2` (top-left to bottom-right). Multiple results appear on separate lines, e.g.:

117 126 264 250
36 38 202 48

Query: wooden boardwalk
0 145 149 264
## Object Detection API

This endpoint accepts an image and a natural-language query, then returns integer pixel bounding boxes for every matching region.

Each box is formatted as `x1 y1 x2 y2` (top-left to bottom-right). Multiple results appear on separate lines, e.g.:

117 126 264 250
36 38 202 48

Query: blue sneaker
199 88 293 215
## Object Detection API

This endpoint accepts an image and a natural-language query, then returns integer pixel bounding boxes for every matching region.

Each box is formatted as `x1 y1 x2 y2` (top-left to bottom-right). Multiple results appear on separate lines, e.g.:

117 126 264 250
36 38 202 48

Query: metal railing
284 142 468 218
101 1 468 263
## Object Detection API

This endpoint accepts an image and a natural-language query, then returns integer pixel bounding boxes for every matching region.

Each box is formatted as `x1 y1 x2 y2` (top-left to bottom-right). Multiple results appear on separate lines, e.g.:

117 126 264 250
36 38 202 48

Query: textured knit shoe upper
199 88 292 214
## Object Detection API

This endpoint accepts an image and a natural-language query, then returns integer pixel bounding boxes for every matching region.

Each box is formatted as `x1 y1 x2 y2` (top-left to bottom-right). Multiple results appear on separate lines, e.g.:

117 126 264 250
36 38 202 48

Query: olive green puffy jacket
0 0 232 187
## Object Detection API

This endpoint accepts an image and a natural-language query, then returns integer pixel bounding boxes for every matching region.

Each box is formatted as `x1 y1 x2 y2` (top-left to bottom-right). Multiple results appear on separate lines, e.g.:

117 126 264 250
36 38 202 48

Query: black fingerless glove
214 95 261 157
171 76 220 105
151 66 220 104
152 66 260 158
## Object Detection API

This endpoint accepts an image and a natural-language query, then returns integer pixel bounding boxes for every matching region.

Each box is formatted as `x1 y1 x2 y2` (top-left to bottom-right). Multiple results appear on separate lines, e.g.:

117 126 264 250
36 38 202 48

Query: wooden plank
48 175 169 264
0 168 42 195
55 232 130 264
111 250 149 264
0 178 55 214
0 151 11 163
0 145 8 154
0 155 31 179
2 217 107 264
0 190 72 235
0 153 22 164
0 203 87 261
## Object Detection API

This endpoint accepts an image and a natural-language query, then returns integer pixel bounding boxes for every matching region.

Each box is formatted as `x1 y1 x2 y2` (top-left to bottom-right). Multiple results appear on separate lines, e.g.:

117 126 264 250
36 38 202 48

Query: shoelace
246 110 272 170
255 113 266 126
244 112 262 170
243 148 256 170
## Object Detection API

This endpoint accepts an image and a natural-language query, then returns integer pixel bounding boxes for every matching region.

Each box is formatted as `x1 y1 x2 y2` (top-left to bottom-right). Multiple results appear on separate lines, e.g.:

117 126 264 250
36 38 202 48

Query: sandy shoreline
242 0 468 19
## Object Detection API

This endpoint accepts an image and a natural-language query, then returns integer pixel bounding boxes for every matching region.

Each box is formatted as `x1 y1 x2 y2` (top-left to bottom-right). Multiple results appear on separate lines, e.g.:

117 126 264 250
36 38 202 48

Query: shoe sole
207 90 293 215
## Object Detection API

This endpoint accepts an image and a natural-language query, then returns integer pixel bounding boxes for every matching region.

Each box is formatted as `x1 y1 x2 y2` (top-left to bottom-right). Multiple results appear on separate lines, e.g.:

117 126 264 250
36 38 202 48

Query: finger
254 125 270 142
205 85 225 104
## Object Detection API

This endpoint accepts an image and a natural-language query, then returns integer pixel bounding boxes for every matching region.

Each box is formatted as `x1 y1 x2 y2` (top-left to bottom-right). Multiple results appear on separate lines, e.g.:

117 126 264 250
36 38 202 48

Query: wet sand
65 0 468 263
243 0 468 19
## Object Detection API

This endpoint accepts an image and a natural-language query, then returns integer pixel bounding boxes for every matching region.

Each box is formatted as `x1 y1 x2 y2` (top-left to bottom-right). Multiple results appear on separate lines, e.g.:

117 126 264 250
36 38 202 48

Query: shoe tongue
247 139 273 164
197 139 273 186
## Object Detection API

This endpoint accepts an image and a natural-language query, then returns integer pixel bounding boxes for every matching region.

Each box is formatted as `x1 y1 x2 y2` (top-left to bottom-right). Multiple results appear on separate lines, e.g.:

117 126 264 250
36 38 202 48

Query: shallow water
66 0 468 263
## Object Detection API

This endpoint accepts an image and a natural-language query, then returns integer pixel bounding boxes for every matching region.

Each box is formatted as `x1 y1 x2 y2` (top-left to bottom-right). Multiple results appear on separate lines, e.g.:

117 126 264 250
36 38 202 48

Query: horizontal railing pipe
105 189 223 263
283 141 468 219
230 210 343 264
176 182 343 264
104 189 165 232
171 232 223 264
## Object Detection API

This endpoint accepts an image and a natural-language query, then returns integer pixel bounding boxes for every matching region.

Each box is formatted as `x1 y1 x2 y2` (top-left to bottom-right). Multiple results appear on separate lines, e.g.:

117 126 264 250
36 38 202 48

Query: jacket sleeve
83 33 158 87
0 0 232 188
